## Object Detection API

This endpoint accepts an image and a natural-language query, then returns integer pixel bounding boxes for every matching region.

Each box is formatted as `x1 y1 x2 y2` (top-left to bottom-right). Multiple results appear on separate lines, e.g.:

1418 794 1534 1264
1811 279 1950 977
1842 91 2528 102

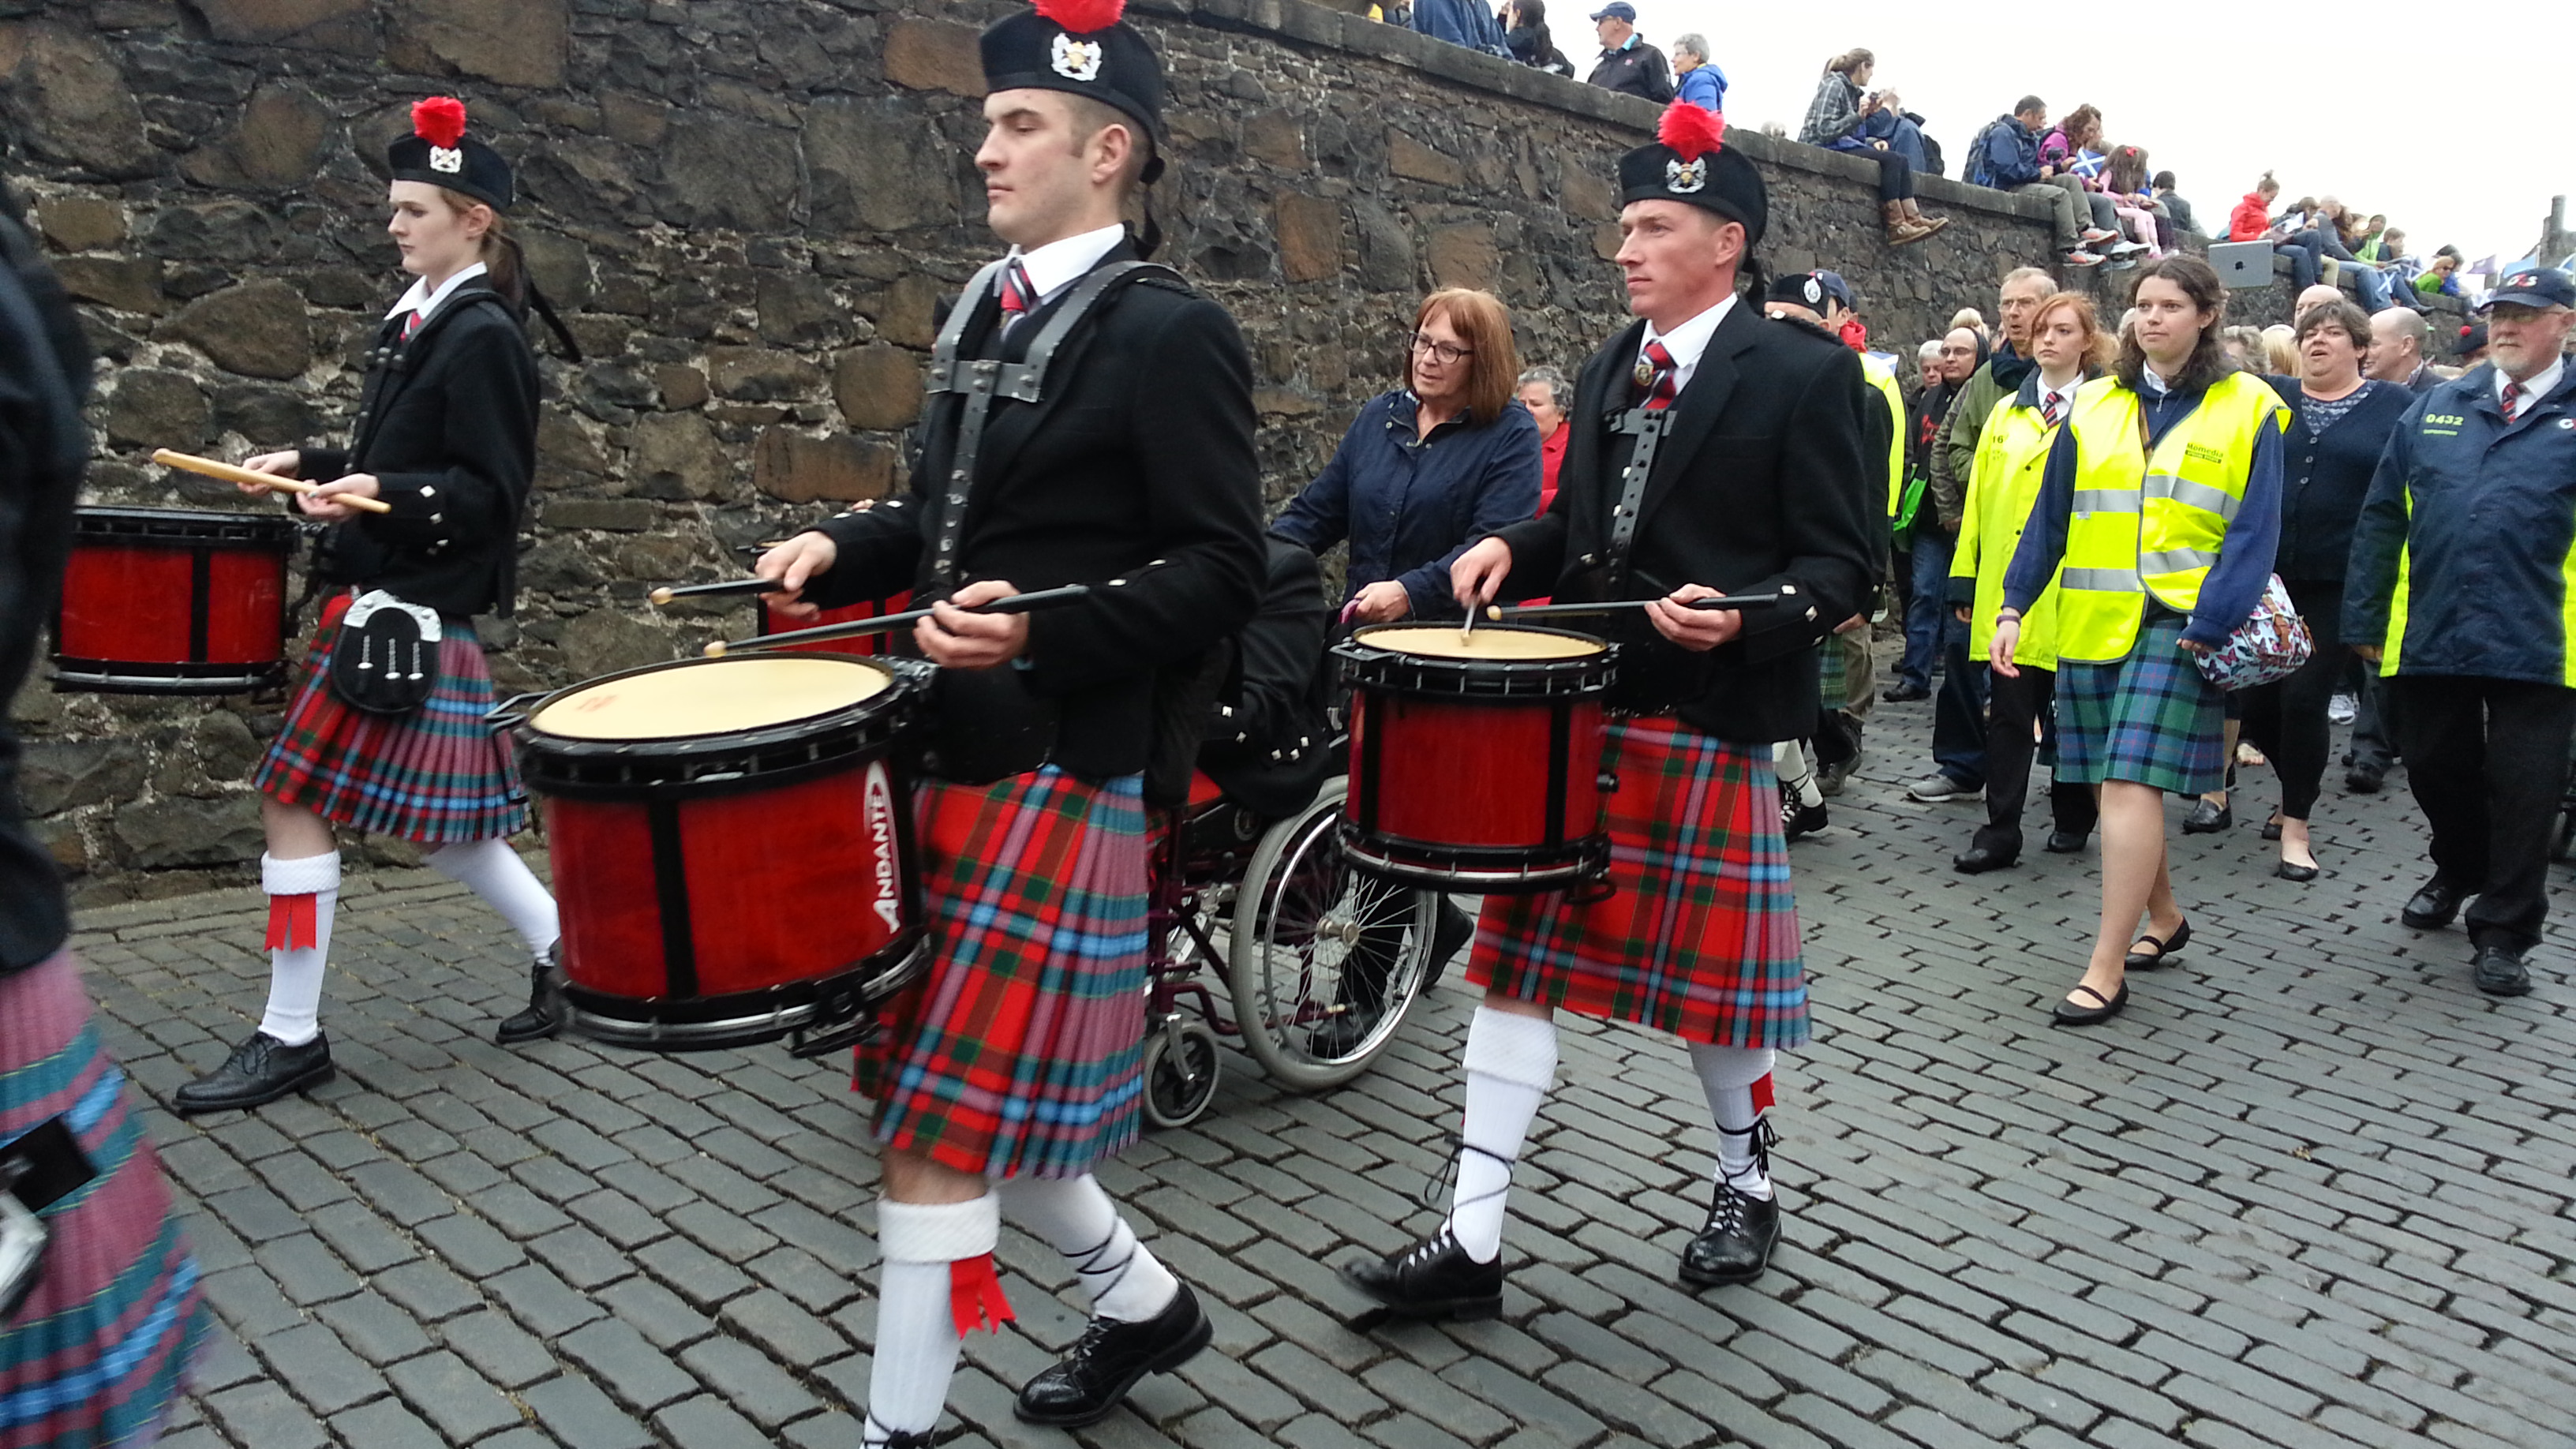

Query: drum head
531 655 894 742
1355 624 1606 661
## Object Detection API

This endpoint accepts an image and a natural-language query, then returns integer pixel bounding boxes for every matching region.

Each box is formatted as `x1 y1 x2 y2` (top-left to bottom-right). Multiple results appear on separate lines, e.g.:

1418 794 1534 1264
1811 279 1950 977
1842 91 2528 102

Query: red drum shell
511 654 926 1050
758 592 912 655
1335 625 1616 893
52 507 294 695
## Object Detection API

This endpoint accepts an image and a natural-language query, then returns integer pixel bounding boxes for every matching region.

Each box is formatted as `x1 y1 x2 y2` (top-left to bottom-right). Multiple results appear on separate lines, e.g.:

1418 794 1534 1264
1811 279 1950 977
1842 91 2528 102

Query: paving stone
438 1307 560 1391
677 1333 826 1428
522 1373 657 1449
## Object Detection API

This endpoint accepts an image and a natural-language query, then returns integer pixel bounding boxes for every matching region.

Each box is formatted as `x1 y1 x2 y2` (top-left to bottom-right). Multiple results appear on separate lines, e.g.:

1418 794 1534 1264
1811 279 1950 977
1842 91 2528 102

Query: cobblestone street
74 695 2576 1449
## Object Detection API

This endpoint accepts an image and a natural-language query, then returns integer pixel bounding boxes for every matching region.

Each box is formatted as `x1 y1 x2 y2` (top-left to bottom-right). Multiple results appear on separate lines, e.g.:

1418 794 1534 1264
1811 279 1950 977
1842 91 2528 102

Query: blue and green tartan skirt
2057 610 2227 796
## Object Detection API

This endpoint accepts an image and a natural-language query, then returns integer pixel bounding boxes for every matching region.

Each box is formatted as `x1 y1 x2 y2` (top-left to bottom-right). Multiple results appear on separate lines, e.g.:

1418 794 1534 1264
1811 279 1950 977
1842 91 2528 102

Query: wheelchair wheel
1140 1017 1221 1131
1227 777 1440 1092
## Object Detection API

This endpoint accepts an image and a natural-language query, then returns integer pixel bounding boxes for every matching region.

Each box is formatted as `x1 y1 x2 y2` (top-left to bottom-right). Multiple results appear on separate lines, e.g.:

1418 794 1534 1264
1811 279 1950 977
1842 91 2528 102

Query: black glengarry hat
981 0 1165 148
388 97 513 212
1617 101 1765 245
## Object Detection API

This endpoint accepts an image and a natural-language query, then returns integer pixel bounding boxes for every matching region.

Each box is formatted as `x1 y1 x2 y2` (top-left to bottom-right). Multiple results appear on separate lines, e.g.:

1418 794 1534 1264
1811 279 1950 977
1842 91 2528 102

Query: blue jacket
2346 365 2576 686
1978 115 2042 189
1410 0 1508 54
1677 64 1726 112
1271 390 1543 620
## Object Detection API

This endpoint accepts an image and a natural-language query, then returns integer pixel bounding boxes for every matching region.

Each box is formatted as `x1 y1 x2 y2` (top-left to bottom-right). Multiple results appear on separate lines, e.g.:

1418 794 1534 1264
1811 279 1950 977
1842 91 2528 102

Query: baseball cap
2481 265 2575 313
1589 2 1637 21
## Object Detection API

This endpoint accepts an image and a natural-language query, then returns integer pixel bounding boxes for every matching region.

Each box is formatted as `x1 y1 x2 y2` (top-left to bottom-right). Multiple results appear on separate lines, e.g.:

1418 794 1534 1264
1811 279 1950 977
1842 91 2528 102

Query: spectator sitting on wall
2417 247 2464 298
2366 306 2442 394
1798 49 1948 245
1973 96 2106 268
2152 170 2199 237
2036 105 2134 257
1413 0 1511 54
1584 3 1673 103
1672 32 1725 110
2227 171 2280 242
1503 0 1574 76
2102 145 2167 257
2299 197 2394 312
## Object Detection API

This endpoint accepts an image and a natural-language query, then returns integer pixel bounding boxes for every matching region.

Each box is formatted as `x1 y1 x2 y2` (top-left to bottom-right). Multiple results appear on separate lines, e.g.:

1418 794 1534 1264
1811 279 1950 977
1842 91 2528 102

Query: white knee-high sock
258 852 341 1046
425 839 560 959
1445 1005 1559 1264
1773 740 1822 809
867 1194 1000 1445
1690 1043 1778 1201
997 1174 1179 1324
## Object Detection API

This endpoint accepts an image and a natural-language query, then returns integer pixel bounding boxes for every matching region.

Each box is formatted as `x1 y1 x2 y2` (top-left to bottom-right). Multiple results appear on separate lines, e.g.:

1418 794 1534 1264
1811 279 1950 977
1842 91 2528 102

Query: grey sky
1608 0 2570 279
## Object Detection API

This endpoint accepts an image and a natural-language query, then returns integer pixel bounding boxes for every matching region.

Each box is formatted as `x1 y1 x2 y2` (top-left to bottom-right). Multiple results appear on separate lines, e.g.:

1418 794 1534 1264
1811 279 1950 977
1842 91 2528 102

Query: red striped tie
2502 379 2522 423
1632 340 1679 411
997 260 1034 335
401 309 425 341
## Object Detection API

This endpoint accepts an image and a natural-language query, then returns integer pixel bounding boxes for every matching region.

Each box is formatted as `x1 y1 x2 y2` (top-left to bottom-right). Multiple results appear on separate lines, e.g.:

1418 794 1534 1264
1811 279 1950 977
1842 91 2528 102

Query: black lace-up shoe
1014 1282 1211 1427
1678 1181 1781 1288
2473 945 2533 998
496 950 564 1046
2402 878 2466 930
1339 1228 1504 1324
175 1031 334 1115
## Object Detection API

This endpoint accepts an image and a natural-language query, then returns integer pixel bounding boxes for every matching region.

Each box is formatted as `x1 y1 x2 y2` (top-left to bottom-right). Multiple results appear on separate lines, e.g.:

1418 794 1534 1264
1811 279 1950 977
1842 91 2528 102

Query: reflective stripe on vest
2053 373 2286 664
1863 354 1905 516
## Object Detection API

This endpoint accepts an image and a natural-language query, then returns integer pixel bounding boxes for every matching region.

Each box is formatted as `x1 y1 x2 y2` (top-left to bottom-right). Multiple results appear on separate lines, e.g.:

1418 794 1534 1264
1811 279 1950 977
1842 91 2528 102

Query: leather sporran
328 590 443 717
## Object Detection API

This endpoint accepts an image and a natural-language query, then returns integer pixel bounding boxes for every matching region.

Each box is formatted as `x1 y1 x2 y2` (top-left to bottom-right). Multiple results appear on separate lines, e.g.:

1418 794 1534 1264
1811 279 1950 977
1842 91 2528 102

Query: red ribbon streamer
1750 1073 1775 1114
265 893 320 953
948 1253 1015 1338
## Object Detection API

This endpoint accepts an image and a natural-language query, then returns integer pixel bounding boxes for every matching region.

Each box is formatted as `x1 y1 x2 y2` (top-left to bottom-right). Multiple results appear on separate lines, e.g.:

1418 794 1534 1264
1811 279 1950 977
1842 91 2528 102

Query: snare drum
52 507 296 694
508 653 928 1050
1335 623 1618 892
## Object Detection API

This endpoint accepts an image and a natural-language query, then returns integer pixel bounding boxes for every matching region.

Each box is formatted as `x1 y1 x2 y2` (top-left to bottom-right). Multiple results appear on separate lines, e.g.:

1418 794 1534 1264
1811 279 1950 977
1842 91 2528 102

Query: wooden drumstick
649 578 784 606
1486 592 1782 620
702 583 1092 657
152 448 395 515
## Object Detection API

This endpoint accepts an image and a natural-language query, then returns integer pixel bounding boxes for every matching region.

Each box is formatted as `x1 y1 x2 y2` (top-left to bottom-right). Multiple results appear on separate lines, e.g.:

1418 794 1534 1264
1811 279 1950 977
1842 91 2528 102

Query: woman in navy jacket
2240 300 2414 879
1271 288 1541 623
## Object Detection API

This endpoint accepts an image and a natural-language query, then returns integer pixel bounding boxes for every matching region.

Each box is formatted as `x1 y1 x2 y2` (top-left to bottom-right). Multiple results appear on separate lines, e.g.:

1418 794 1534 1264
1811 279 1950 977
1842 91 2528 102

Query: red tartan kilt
1468 715 1811 1050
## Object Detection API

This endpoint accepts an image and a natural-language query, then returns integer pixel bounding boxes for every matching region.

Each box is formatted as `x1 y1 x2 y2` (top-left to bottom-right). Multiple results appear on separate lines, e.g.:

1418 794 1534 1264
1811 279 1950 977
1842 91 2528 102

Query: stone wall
7 0 2093 901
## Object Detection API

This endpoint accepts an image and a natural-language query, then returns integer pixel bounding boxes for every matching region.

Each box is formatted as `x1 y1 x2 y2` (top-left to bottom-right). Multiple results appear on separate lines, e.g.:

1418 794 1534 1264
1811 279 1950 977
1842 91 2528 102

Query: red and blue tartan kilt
1468 715 1811 1050
856 769 1151 1180
253 593 528 844
0 953 210 1447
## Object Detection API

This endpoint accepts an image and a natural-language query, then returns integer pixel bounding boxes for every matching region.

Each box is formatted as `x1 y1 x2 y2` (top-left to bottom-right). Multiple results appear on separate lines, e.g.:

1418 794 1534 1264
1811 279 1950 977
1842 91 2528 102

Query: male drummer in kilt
178 99 568 1114
753 1 1264 1440
1342 101 1878 1316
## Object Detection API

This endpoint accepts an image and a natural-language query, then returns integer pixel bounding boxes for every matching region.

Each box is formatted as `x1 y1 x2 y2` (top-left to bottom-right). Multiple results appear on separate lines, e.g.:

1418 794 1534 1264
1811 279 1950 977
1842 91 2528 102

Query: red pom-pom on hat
1033 0 1126 33
412 96 467 149
1657 99 1725 162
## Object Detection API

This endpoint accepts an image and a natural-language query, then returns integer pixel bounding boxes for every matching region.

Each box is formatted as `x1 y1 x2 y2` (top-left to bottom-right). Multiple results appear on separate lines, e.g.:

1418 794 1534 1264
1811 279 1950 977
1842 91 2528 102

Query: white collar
1638 294 1736 391
2499 354 2565 408
386 261 489 323
1005 223 1127 309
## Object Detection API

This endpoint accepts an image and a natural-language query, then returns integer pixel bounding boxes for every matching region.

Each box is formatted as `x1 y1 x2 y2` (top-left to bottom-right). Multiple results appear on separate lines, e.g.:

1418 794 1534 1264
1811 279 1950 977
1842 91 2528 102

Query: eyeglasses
1407 332 1474 365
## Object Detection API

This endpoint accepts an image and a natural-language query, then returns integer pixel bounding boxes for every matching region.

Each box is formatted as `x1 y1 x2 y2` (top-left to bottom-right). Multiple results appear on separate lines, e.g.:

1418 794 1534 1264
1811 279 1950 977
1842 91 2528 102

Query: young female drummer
178 99 562 1114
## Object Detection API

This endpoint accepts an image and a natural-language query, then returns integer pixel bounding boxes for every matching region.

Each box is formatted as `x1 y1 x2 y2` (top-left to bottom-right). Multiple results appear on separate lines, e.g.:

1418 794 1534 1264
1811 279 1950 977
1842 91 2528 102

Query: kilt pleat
2057 611 2226 796
253 593 527 843
858 769 1150 1180
0 953 209 1448
1468 717 1811 1050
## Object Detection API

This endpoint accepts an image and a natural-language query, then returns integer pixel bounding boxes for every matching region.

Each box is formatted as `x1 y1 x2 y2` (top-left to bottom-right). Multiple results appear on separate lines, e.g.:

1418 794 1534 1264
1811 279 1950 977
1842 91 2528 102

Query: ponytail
483 216 526 312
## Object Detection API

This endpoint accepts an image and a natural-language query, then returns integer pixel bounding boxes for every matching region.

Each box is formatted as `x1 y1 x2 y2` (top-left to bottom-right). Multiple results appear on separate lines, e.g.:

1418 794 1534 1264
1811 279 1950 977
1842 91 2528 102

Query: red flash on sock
266 893 320 952
949 1253 1015 1336
1750 1073 1775 1113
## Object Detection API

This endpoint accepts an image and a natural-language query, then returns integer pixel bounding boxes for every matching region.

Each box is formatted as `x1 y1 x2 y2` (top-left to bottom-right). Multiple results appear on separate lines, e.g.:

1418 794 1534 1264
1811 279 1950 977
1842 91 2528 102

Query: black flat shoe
2473 946 2532 998
2050 981 2129 1027
496 952 564 1046
1882 682 1930 702
2402 878 2466 930
1679 1181 1782 1288
1014 1283 1212 1428
1952 846 2018 874
2181 799 2232 833
1339 1228 1503 1325
2346 764 2385 795
2260 814 2283 842
1781 799 1828 842
2275 860 2320 882
2123 919 2191 970
175 1031 335 1115
2043 830 2090 855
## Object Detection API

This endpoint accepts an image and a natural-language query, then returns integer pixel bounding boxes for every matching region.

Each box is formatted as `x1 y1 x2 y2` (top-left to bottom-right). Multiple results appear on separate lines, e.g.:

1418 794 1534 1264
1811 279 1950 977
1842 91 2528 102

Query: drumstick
703 584 1092 657
152 449 395 515
649 578 784 606
1487 592 1783 620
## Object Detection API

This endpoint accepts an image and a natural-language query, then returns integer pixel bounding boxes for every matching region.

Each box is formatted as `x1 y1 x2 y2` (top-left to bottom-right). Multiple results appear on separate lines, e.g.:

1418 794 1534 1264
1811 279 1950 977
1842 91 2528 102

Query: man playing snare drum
1341 101 1878 1319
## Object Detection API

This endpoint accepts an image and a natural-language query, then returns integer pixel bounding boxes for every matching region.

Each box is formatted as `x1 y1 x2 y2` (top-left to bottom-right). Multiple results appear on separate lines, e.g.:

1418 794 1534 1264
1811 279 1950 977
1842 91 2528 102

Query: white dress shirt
1005 223 1127 310
385 260 490 325
2498 354 2565 418
1635 294 1738 396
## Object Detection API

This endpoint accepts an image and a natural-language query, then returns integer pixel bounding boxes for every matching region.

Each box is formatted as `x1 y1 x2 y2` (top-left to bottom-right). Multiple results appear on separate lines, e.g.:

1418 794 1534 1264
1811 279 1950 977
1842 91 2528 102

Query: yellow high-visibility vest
2052 372 2286 664
1861 354 1904 517
1953 384 2080 669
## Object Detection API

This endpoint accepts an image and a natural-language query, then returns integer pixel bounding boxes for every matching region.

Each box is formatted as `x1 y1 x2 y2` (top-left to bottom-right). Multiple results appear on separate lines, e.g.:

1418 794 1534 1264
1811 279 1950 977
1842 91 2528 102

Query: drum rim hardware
51 504 298 695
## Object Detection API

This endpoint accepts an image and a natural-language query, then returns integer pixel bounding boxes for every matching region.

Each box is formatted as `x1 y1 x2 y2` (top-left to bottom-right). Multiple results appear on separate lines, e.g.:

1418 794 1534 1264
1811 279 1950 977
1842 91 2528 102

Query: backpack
1965 119 2005 187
